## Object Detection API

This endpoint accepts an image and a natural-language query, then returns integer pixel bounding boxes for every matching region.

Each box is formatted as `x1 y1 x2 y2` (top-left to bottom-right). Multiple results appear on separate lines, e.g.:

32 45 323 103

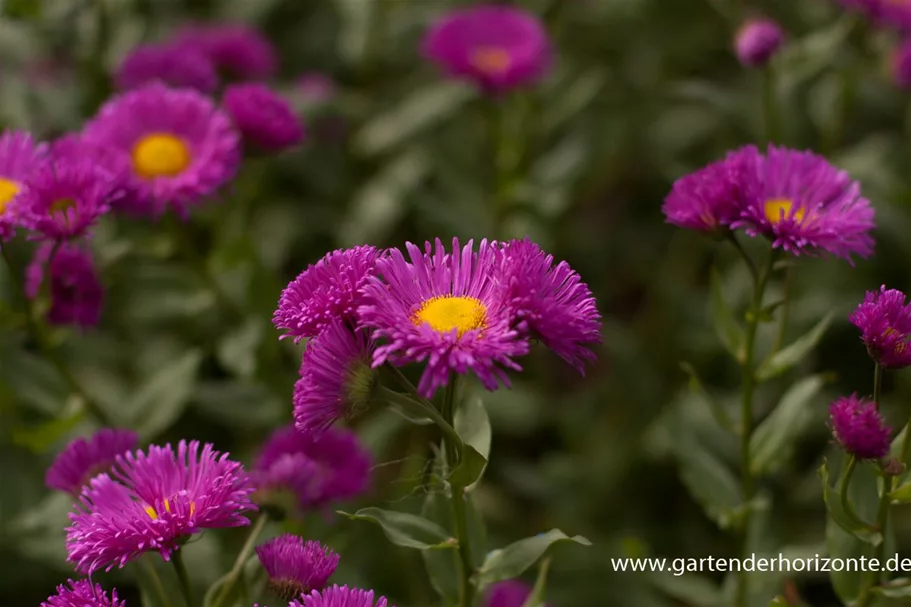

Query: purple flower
173 23 277 80
294 321 377 432
291 585 392 607
81 82 241 218
499 238 601 372
223 83 305 152
734 19 784 67
662 152 751 233
837 0 911 31
421 5 551 93
49 134 135 213
850 285 911 369
829 394 891 459
45 429 137 495
273 245 380 341
256 534 339 599
19 154 114 240
66 440 255 574
252 426 371 514
25 243 104 327
730 145 875 263
891 40 911 88
298 73 337 104
41 580 125 607
485 580 543 607
359 238 530 398
0 130 46 241
115 43 217 93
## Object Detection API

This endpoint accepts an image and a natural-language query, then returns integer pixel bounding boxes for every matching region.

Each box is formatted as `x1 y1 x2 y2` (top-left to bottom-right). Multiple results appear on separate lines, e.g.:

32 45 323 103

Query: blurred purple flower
829 394 891 459
662 152 751 233
46 429 137 495
224 83 305 152
850 285 911 369
291 585 392 607
173 23 277 80
734 18 784 67
838 0 911 31
298 73 337 104
485 580 544 607
891 39 911 88
41 580 124 607
25 243 104 327
115 42 218 93
256 534 339 599
421 5 551 93
0 130 46 241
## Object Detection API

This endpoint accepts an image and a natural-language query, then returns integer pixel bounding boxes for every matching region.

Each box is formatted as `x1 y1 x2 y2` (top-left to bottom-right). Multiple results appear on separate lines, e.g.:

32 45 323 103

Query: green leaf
709 267 744 361
354 82 476 156
647 572 724 607
475 529 591 590
125 350 203 440
777 15 855 93
454 396 492 490
679 362 734 433
873 578 911 598
448 444 488 489
819 460 882 545
520 558 551 607
338 507 456 550
755 312 834 381
421 492 459 604
675 437 742 529
891 480 911 504
769 598 788 606
11 407 86 453
215 318 263 379
750 375 825 475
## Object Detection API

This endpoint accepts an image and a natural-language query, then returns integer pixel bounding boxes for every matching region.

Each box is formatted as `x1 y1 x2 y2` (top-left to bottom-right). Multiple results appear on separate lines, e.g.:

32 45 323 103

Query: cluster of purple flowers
663 144 876 264
274 238 601 431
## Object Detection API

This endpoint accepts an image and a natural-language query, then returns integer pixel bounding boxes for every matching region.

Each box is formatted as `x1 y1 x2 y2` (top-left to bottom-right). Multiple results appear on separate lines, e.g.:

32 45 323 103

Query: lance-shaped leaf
818 460 882 545
750 375 825 475
454 396 492 490
756 312 834 381
520 558 551 607
873 579 911 598
338 507 456 550
475 529 591 590
680 362 734 433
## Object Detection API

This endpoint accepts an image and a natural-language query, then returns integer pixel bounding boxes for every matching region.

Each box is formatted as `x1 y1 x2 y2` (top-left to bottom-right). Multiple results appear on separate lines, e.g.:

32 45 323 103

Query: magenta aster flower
223 83 304 152
294 321 377 432
256 534 339 599
837 0 911 31
829 394 891 459
359 238 530 398
45 429 137 495
485 580 542 607
173 23 277 80
730 145 875 263
41 580 125 607
0 130 46 240
662 152 751 233
734 19 784 67
49 134 135 213
273 245 380 341
81 82 241 218
252 425 371 514
499 239 601 372
66 440 255 573
421 5 551 93
291 585 392 607
26 243 104 327
849 285 911 369
115 42 217 93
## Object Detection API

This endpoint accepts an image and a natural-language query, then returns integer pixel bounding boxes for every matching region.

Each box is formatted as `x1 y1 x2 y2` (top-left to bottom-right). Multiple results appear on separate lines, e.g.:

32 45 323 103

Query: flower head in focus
46 429 138 495
0 130 45 240
173 23 277 80
256 534 339 599
224 83 305 152
81 82 240 218
421 5 551 93
291 585 392 607
115 42 217 93
293 321 378 432
829 394 891 459
850 286 911 369
252 425 371 515
730 144 875 263
41 579 125 607
734 18 784 67
499 238 601 372
662 152 751 233
26 243 104 327
358 238 530 398
66 440 255 573
273 245 380 341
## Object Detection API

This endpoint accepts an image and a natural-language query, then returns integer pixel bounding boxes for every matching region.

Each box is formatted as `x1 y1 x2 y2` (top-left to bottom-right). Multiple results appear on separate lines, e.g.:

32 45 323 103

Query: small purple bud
829 394 891 460
734 18 785 67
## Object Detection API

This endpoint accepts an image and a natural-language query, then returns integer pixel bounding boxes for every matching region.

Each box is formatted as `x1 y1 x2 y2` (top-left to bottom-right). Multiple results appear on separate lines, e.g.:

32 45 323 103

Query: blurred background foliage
3 0 911 606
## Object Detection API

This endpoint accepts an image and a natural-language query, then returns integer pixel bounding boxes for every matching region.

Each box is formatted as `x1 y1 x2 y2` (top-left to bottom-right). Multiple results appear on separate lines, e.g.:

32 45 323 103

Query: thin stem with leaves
172 549 194 607
442 379 475 607
212 514 269 607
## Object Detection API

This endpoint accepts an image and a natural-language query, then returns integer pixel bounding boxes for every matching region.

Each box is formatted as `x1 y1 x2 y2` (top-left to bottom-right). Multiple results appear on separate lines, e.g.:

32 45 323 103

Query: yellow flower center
470 46 512 75
49 198 75 215
0 177 21 214
145 498 195 519
132 133 191 179
413 295 487 337
764 198 806 224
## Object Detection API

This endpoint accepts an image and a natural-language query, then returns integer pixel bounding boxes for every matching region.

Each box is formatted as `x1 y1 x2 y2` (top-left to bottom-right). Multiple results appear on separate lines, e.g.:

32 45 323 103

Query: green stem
734 248 775 607
899 423 911 471
442 380 475 607
772 265 790 354
725 233 758 283
172 549 194 607
858 474 892 607
213 514 269 607
138 557 172 607
487 99 517 238
762 66 778 144
0 245 110 425
838 455 857 517
873 363 883 410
